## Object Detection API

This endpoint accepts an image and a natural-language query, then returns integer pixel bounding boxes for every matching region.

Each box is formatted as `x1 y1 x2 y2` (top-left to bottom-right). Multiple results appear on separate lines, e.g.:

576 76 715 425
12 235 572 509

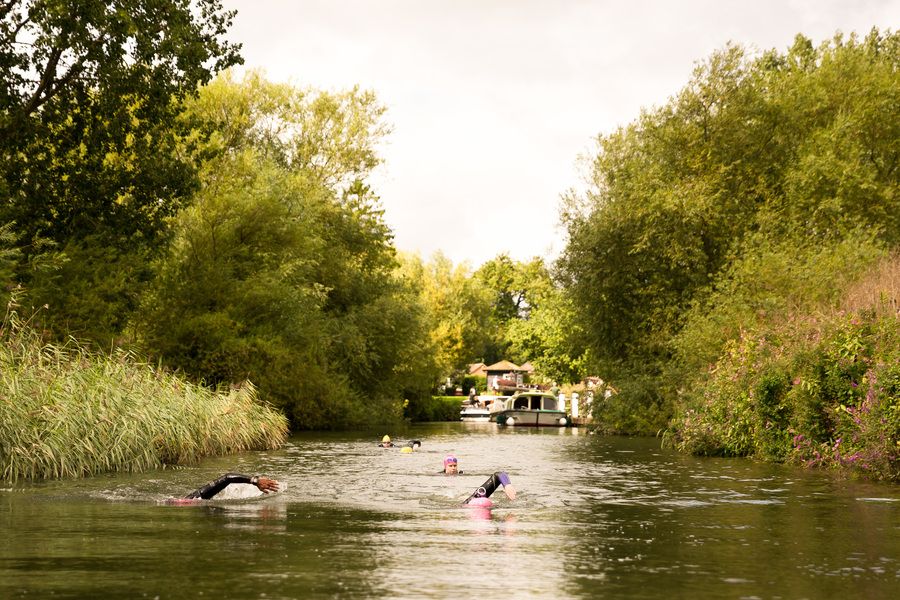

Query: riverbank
668 293 900 483
0 312 288 482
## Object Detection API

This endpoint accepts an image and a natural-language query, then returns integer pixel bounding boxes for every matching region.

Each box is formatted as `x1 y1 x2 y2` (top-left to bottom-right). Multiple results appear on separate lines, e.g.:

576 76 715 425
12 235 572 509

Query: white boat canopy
511 393 559 411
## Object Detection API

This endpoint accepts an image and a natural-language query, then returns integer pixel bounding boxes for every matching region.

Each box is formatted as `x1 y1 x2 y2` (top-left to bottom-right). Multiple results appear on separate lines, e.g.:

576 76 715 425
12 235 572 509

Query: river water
1 423 898 599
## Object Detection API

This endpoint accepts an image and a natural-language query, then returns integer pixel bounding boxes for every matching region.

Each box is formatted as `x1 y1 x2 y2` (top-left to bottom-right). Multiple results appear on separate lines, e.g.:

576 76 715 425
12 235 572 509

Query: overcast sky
220 0 899 268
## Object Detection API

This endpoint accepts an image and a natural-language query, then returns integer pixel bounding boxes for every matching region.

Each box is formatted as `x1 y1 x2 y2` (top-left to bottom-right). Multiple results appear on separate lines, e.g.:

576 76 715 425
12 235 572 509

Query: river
1 423 898 599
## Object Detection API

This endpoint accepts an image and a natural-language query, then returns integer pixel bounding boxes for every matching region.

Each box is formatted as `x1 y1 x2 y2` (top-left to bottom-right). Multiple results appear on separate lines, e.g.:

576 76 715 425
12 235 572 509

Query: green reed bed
0 317 288 482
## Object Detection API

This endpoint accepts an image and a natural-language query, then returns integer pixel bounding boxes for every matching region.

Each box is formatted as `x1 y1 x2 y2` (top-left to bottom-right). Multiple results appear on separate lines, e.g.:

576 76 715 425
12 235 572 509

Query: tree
133 73 418 429
558 30 900 433
471 254 566 367
0 1 241 347
0 0 241 249
505 285 588 385
399 252 496 381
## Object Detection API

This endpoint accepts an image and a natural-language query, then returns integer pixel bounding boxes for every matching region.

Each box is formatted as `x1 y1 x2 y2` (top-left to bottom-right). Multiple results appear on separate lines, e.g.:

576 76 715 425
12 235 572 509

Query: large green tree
1 0 241 248
559 30 900 433
474 253 586 379
134 73 423 429
399 252 495 381
0 0 241 347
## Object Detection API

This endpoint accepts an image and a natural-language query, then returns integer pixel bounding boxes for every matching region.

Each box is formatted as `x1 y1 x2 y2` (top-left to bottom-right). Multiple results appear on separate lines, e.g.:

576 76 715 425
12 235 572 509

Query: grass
0 303 288 482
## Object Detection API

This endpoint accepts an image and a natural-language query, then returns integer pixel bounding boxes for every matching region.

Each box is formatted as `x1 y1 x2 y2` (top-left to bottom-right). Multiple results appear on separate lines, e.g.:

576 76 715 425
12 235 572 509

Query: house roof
468 362 486 374
519 361 535 372
484 360 522 372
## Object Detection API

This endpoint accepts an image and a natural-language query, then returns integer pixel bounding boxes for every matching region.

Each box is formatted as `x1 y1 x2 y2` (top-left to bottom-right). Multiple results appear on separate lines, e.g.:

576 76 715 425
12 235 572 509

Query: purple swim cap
443 455 458 466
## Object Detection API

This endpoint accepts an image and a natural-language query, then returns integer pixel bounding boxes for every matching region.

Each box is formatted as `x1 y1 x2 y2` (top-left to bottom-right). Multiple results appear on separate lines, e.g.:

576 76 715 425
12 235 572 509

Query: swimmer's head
443 455 458 474
381 435 391 446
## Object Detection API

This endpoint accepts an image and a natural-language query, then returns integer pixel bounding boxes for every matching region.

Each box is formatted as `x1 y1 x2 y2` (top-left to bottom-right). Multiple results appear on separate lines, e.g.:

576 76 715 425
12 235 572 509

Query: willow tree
134 72 425 429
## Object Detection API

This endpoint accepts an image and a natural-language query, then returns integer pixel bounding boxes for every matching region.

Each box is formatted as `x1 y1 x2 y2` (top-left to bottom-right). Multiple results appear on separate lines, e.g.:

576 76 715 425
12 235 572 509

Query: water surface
2 423 898 599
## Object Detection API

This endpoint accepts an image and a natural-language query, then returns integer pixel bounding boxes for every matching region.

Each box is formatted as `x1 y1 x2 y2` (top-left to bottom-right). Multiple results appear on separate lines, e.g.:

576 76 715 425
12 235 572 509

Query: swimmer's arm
254 476 279 493
498 472 516 501
185 473 251 499
185 473 278 499
463 471 513 504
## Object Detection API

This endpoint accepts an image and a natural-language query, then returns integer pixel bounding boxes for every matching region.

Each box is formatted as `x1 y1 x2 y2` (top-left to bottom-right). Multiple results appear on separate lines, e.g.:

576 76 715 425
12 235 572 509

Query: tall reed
0 304 288 482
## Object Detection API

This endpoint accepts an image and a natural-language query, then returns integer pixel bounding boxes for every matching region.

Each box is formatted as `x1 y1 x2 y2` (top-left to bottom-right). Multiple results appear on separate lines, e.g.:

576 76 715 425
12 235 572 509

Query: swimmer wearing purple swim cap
464 472 516 504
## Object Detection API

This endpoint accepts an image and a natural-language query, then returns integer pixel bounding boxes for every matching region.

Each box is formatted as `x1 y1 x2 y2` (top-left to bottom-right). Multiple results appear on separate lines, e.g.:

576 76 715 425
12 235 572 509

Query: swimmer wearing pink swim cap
442 455 461 474
464 472 516 504
436 456 516 506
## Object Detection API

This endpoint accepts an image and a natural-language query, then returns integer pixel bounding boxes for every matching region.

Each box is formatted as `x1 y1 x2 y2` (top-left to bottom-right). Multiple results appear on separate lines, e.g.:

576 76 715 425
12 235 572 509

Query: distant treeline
1 2 896 480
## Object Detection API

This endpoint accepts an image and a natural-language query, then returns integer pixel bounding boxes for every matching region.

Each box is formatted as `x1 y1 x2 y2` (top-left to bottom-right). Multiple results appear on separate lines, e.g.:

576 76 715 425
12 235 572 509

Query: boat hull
496 409 569 427
460 408 491 422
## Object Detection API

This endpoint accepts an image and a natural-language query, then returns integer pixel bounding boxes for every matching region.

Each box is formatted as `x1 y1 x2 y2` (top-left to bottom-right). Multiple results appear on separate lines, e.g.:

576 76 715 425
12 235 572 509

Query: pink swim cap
443 455 458 466
467 497 493 508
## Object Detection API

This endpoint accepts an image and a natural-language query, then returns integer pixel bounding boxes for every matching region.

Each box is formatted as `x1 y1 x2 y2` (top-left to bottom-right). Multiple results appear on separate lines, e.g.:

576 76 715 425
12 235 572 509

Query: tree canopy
132 72 424 429
558 30 900 433
0 0 241 249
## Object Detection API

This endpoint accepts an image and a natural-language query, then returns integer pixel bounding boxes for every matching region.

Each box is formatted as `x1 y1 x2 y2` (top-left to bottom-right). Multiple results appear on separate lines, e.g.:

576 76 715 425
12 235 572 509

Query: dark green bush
591 370 673 436
404 396 462 422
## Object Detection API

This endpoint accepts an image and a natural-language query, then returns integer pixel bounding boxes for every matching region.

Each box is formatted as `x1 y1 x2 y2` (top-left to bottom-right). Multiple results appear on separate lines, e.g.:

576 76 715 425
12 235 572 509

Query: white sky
220 0 899 268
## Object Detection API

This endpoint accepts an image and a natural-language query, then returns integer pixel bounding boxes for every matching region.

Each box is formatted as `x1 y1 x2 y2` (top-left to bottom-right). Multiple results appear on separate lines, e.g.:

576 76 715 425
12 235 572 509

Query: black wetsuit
378 439 422 448
464 471 511 504
184 473 258 500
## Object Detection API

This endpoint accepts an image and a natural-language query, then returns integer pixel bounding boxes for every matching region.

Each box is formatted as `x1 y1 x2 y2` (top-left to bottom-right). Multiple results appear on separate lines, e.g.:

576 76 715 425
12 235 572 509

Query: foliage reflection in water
1 423 898 599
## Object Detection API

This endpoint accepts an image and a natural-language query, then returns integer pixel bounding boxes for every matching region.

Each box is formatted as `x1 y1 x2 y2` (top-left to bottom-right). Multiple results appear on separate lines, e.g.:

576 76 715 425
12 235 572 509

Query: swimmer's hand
502 484 516 501
253 476 279 494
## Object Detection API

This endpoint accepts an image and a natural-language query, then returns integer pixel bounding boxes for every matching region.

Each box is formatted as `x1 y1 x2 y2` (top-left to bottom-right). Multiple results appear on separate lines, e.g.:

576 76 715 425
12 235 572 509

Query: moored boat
459 405 491 421
495 391 570 427
481 394 510 421
460 394 506 422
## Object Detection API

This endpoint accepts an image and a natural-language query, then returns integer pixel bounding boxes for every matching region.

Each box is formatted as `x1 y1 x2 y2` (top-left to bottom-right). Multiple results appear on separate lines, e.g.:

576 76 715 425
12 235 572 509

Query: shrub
461 375 487 395
669 308 900 482
591 370 673 436
404 396 462 422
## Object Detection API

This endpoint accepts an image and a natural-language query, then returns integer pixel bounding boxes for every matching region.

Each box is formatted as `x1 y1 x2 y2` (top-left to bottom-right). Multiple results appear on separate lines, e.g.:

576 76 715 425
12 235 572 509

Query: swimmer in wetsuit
437 456 514 502
464 471 516 504
379 435 422 449
440 455 462 474
182 473 279 500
